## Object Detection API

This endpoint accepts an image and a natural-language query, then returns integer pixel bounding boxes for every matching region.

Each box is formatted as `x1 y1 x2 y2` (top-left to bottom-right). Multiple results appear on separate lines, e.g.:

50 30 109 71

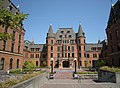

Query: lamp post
74 58 77 73
51 58 54 74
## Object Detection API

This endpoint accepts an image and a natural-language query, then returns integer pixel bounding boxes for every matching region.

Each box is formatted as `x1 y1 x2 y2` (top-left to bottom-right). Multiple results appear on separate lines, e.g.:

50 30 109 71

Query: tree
23 61 35 69
0 1 28 41
96 60 105 68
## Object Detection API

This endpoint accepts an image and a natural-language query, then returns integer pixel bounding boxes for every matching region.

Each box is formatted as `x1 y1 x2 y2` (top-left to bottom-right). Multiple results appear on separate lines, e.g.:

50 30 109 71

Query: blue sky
11 0 117 44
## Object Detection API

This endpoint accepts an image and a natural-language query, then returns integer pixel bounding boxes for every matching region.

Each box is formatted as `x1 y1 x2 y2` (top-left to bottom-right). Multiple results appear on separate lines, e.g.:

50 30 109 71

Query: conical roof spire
47 24 55 38
77 24 84 38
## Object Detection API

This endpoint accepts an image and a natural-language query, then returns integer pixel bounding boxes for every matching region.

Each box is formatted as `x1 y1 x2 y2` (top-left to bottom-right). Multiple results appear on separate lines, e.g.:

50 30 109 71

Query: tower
77 24 86 67
46 24 55 67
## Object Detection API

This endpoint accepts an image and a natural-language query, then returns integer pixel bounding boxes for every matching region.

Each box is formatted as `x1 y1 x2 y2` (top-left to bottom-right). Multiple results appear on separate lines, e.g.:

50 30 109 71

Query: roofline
9 0 19 12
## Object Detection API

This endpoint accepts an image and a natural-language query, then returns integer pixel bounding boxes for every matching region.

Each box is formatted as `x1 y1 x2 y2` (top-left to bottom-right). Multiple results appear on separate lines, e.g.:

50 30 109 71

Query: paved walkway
41 68 120 88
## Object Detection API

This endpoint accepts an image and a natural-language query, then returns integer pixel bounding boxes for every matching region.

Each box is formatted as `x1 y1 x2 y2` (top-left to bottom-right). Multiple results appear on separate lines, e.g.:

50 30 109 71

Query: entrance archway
63 61 69 68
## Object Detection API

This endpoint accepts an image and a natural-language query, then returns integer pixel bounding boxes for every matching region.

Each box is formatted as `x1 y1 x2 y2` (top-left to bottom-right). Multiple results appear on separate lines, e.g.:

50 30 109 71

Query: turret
46 24 55 67
77 24 86 67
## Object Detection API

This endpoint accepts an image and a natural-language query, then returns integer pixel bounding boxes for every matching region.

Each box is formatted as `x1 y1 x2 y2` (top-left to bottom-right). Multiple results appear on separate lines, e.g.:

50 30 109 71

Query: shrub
23 61 36 69
100 66 120 72
10 69 22 74
76 71 98 74
0 79 19 88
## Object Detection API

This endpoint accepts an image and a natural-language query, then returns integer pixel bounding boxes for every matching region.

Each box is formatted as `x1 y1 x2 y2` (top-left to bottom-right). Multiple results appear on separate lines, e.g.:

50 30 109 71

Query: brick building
0 0 25 71
24 24 102 68
104 0 120 67
0 0 103 71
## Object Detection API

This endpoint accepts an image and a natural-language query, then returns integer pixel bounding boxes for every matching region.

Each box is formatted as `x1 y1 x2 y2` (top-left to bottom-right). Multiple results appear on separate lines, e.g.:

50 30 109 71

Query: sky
11 0 118 44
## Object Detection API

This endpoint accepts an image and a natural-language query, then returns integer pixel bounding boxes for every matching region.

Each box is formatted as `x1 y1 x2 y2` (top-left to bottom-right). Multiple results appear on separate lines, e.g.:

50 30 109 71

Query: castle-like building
24 24 102 69
0 0 103 71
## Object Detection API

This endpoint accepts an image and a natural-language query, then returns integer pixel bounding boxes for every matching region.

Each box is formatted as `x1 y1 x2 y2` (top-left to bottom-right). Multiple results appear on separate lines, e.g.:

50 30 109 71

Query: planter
98 69 120 83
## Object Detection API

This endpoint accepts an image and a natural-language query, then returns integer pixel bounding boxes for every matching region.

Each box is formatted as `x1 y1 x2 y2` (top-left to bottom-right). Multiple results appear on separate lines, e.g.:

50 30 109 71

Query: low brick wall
98 70 120 83
10 73 48 88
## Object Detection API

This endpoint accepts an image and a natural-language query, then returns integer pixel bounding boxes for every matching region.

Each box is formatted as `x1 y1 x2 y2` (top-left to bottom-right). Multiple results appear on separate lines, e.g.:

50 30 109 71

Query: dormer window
59 35 62 38
69 35 72 38
67 31 70 33
61 31 64 33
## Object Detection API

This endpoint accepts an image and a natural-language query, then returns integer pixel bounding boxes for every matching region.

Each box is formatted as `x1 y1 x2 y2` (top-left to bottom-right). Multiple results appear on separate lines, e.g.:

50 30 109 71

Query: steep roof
77 24 84 38
47 24 55 38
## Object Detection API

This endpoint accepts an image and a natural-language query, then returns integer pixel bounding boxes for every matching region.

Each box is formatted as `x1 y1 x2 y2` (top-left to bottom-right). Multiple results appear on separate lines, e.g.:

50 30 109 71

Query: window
117 43 120 52
89 61 91 63
51 46 53 51
19 34 21 43
62 53 64 57
72 53 74 57
30 54 34 58
10 58 13 69
36 48 40 51
91 47 96 51
51 40 53 44
72 46 74 52
69 35 72 38
31 48 34 51
84 53 86 57
115 30 119 37
79 53 81 57
18 46 20 53
79 46 81 51
3 40 6 51
67 31 70 33
61 31 64 33
1 58 4 70
11 43 14 52
51 53 53 57
59 35 62 38
68 46 70 51
57 53 60 57
65 53 67 57
87 54 89 58
36 54 39 58
58 40 61 44
57 46 60 52
93 54 97 58
12 31 15 41
17 59 19 68
9 5 13 11
68 53 70 57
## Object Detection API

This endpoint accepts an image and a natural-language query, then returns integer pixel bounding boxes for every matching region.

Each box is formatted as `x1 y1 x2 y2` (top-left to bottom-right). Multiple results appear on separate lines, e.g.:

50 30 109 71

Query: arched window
10 58 13 69
1 58 4 70
17 59 19 68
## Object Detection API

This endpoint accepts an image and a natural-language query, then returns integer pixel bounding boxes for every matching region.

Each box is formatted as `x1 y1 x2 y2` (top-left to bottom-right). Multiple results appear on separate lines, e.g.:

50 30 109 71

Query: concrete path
41 69 120 88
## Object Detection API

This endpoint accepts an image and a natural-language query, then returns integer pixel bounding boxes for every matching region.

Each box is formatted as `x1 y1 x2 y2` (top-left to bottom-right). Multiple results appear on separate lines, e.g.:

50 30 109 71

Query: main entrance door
63 61 69 68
